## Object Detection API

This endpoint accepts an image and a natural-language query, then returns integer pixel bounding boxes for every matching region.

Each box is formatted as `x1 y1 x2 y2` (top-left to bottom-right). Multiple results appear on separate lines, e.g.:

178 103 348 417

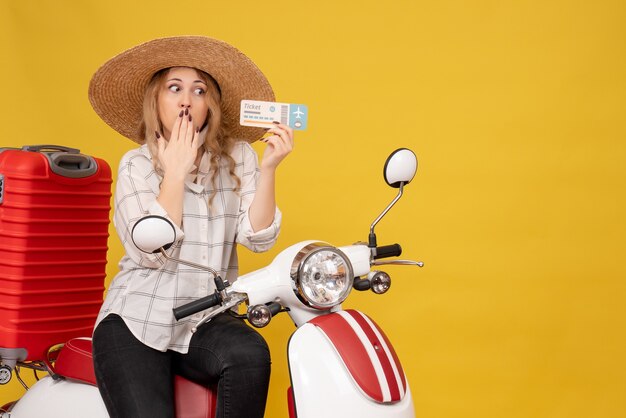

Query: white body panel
338 244 371 277
233 240 319 326
288 323 415 418
7 376 108 418
232 241 371 327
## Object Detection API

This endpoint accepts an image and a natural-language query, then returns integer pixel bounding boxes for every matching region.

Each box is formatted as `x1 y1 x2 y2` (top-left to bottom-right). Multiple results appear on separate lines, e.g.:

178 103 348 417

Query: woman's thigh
92 314 175 418
174 313 271 418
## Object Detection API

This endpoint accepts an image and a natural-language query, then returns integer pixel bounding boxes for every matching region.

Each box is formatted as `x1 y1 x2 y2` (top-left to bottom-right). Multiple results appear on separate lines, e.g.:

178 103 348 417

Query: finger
263 135 287 157
191 126 200 150
259 131 274 142
179 110 190 145
157 136 165 157
266 127 288 143
266 128 292 152
272 121 294 141
184 113 194 146
171 110 184 141
260 134 279 146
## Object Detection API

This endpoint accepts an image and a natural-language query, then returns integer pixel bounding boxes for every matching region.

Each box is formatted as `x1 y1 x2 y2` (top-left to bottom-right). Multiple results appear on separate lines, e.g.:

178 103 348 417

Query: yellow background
1 1 625 417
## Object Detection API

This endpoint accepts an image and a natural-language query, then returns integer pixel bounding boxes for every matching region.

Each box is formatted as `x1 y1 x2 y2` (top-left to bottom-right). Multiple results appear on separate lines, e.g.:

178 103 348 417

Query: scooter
1 148 422 418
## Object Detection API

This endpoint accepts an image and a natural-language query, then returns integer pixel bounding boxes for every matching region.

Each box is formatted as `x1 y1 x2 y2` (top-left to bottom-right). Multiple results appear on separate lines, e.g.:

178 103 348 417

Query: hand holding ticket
240 100 308 130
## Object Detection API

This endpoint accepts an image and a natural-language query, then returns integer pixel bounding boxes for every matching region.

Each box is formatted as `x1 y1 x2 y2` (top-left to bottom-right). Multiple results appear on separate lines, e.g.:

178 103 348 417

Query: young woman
88 36 294 418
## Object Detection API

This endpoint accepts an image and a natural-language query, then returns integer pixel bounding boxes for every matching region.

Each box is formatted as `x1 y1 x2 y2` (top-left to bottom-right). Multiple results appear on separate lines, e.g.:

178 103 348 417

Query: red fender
310 309 407 403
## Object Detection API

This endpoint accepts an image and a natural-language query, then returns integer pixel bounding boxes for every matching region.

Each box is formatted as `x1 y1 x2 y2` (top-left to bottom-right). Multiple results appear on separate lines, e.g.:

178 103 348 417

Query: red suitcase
0 145 112 369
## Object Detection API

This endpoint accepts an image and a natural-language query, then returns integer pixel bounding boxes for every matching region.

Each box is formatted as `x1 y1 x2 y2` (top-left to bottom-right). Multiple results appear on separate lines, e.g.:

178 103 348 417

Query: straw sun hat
88 36 275 143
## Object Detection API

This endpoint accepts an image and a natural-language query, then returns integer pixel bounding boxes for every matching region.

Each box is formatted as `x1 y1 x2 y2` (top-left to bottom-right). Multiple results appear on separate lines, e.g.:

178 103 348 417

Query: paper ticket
240 100 308 130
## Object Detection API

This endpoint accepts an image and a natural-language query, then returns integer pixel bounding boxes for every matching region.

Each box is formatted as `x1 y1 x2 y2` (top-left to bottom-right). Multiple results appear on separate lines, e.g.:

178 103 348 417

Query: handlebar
373 243 402 259
173 291 222 321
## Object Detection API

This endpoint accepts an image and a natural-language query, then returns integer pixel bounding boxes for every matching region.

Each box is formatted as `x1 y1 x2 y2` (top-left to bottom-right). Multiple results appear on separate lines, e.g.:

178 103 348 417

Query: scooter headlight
291 243 354 309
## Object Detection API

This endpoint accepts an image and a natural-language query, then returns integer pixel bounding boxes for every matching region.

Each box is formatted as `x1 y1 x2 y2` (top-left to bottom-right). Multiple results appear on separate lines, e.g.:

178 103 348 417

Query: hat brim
88 36 274 143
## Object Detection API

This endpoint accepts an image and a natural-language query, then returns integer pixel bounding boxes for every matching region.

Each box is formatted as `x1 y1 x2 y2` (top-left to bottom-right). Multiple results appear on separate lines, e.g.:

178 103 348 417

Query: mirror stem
369 182 405 248
159 248 219 278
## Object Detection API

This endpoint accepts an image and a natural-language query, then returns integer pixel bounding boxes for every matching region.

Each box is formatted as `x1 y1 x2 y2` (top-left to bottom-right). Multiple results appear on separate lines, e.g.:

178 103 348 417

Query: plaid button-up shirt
95 141 281 353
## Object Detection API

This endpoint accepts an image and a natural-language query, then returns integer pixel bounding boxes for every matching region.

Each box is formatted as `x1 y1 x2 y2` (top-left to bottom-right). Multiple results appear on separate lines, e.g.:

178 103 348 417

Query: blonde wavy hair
139 67 241 201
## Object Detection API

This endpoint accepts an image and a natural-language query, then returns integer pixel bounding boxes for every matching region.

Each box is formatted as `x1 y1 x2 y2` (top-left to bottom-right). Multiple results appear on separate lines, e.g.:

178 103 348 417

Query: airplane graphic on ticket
240 100 308 130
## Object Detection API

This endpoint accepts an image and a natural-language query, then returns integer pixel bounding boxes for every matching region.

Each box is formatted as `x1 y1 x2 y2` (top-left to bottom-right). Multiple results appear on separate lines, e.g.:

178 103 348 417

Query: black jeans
92 313 271 418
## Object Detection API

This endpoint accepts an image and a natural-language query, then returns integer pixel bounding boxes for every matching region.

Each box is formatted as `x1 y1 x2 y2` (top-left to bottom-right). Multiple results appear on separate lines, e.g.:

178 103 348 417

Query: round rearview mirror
131 215 176 254
383 148 417 188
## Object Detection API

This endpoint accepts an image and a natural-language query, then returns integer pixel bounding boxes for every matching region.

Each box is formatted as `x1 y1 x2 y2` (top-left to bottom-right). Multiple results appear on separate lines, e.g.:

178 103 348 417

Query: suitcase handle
21 145 80 154
20 144 98 178
48 153 98 178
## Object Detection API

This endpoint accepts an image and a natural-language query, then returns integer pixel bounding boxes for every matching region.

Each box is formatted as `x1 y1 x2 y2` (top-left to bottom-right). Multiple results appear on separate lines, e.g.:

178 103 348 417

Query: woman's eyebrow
166 77 207 86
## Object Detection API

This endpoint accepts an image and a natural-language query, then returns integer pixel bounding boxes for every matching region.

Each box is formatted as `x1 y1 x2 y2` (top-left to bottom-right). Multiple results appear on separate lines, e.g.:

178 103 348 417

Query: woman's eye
168 85 181 92
194 87 206 95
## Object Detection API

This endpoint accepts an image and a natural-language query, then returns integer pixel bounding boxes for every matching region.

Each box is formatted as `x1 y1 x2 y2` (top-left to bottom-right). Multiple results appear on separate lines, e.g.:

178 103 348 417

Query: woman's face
157 67 210 139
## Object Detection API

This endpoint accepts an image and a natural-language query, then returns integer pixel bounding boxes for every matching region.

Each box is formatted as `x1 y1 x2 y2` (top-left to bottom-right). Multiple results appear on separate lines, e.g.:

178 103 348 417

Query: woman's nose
179 91 192 108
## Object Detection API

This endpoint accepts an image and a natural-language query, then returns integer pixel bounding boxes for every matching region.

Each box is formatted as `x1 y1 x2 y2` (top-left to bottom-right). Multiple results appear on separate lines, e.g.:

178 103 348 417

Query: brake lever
191 292 247 333
371 259 424 267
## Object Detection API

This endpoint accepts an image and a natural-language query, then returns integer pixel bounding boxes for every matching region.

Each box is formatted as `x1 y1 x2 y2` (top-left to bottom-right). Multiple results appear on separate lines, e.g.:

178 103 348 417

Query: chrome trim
289 242 328 279
290 242 354 310
372 259 424 267
159 248 219 278
369 182 404 239
0 365 11 386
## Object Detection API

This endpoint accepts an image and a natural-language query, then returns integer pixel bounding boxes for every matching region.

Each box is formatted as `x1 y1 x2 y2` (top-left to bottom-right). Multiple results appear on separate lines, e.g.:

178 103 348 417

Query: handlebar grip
374 244 402 259
173 292 222 321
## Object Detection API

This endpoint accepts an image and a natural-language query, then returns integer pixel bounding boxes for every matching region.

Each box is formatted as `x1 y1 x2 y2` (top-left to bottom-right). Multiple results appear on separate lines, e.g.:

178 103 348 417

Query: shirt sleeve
235 142 282 253
113 149 185 268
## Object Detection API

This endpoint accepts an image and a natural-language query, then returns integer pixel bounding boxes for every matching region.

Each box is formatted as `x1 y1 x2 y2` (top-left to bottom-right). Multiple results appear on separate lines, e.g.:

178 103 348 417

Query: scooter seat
54 337 96 385
54 337 217 418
